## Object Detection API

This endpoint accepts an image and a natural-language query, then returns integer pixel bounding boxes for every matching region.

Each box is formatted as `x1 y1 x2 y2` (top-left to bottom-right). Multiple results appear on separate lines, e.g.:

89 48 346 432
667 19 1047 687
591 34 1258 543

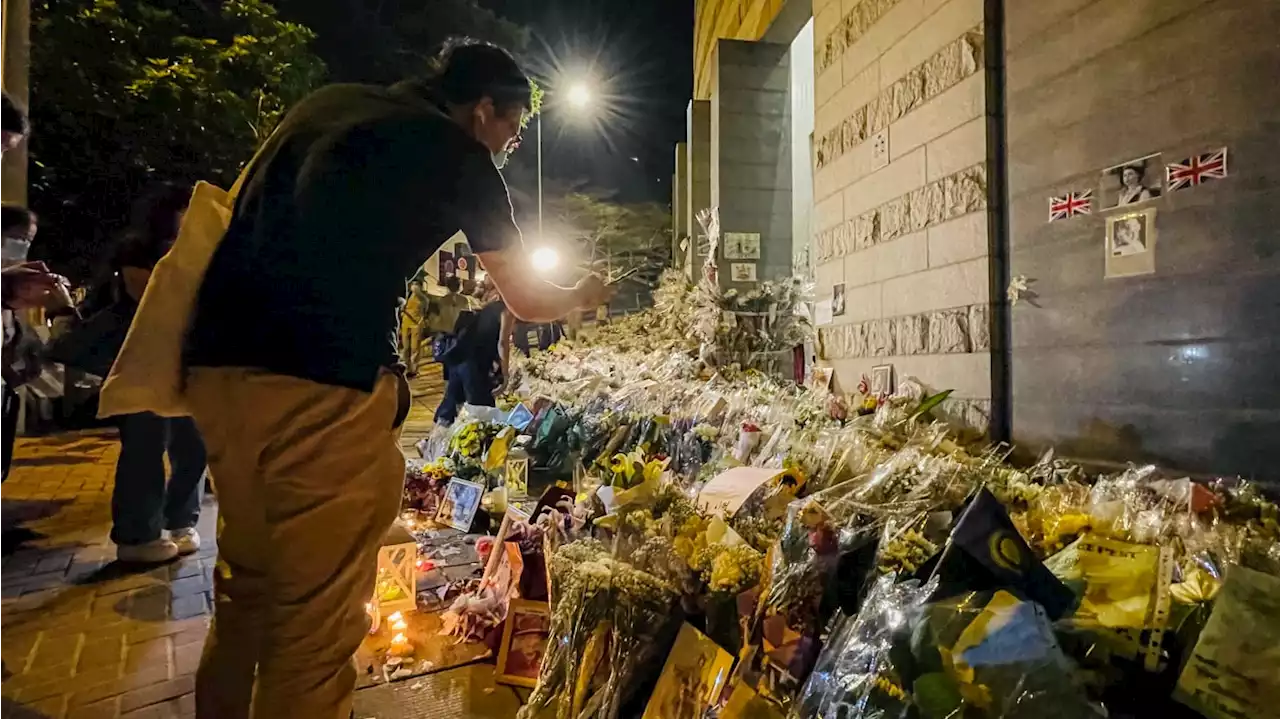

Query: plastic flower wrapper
791 573 934 719
1043 533 1174 674
1174 565 1280 719
761 496 842 652
521 539 616 719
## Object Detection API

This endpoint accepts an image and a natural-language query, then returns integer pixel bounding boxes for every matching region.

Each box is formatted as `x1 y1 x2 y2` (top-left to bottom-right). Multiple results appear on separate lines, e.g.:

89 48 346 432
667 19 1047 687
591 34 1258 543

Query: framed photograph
832 283 846 317
723 232 761 260
1105 208 1157 278
729 262 757 282
1101 154 1162 209
870 364 894 396
495 598 551 688
435 478 484 531
643 623 735 719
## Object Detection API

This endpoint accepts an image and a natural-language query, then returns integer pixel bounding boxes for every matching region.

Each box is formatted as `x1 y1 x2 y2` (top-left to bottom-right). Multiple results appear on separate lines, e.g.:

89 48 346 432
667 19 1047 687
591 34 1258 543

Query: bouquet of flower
403 459 452 514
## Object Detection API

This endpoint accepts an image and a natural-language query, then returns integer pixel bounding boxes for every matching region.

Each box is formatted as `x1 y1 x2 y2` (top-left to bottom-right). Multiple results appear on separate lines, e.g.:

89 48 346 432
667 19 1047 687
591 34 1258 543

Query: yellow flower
642 456 671 483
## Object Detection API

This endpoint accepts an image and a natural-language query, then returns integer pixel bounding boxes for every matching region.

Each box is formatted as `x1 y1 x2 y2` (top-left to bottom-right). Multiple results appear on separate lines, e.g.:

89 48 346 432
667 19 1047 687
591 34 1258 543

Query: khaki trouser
186 368 406 719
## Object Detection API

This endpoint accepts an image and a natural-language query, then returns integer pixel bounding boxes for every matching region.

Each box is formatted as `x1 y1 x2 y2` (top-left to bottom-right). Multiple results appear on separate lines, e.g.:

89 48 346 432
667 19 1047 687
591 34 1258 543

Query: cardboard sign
1175 566 1280 718
697 467 786 517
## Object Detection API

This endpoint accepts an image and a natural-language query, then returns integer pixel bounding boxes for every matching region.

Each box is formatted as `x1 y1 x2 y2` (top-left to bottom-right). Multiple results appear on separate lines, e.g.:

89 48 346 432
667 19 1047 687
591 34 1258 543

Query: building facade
677 0 1280 481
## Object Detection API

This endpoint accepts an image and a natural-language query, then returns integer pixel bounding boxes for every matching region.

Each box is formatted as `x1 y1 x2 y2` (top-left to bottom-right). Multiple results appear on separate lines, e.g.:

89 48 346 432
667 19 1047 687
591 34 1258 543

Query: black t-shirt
185 84 521 391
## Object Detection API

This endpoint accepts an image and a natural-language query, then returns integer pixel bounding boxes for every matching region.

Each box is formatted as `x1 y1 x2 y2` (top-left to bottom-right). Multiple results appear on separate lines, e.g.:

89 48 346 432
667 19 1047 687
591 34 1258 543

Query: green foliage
551 193 672 285
29 0 325 278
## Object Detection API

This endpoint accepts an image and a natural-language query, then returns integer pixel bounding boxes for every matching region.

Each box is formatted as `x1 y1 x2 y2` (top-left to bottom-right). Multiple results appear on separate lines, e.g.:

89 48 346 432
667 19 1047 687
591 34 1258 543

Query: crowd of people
2 38 610 719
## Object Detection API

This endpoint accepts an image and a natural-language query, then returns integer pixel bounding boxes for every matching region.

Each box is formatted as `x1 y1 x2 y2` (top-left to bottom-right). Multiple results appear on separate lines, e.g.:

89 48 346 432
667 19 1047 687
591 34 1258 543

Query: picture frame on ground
643 623 735 719
436 478 484 531
870 364 894 396
1101 154 1162 209
1104 208 1157 279
495 598 551 688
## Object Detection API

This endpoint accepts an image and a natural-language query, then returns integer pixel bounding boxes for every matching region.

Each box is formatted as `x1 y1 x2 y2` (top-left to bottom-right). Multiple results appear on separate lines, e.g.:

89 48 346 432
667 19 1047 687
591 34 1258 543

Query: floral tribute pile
408 331 1279 719
411 212 1279 719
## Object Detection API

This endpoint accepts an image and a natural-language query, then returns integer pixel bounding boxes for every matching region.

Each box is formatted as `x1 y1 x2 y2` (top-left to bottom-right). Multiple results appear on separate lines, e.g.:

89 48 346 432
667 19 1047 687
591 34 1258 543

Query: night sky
485 0 694 211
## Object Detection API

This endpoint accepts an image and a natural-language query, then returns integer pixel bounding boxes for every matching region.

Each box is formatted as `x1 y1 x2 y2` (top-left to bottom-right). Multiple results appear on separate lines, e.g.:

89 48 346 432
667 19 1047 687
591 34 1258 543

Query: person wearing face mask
0 95 66 337
181 38 613 719
2 205 45 481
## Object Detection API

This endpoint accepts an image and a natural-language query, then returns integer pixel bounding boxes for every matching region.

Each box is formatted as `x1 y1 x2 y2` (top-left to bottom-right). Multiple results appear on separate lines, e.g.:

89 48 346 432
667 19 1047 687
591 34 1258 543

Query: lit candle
389 632 413 657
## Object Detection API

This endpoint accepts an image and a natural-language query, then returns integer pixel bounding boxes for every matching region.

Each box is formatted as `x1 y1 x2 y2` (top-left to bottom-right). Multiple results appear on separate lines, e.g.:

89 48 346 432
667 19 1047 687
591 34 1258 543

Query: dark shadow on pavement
1 697 55 718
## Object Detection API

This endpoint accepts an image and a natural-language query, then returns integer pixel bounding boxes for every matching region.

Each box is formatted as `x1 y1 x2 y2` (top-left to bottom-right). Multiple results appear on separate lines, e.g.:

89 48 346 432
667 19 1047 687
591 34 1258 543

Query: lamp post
536 81 593 244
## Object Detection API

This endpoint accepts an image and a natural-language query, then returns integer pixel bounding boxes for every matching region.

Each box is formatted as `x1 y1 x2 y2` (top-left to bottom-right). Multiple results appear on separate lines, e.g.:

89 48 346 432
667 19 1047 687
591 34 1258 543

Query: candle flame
391 632 408 644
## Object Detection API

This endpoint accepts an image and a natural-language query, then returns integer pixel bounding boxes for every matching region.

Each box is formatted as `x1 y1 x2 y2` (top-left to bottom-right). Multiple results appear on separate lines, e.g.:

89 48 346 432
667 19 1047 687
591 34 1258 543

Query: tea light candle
389 632 413 657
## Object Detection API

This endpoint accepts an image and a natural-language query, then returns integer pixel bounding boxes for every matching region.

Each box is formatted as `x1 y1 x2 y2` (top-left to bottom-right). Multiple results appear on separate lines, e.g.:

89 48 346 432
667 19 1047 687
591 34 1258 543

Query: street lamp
530 246 560 273
536 79 594 244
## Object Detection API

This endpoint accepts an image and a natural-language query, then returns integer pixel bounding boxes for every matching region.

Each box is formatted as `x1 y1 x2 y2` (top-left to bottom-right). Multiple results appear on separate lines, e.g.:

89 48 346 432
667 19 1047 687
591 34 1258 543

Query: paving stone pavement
2 430 214 719
1 365 449 719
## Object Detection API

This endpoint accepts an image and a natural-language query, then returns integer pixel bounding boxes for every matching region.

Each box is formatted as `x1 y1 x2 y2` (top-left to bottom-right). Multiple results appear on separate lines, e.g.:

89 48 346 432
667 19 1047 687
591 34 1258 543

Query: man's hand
2 262 66 310
572 274 616 310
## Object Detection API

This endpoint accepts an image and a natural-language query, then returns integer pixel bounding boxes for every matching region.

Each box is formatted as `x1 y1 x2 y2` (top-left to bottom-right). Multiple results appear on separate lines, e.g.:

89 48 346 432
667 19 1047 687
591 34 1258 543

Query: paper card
814 299 833 326
643 624 736 719
720 681 784 719
697 467 787 517
1175 566 1280 718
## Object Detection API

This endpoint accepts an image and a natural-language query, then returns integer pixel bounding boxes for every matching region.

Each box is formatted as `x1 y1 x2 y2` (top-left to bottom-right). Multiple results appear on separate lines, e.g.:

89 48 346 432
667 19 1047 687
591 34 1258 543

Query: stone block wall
811 0 992 422
713 39 794 286
1005 0 1280 481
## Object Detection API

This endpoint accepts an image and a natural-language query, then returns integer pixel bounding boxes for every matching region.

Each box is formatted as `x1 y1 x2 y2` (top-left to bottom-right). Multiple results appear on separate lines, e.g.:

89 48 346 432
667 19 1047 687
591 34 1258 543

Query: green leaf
909 390 954 424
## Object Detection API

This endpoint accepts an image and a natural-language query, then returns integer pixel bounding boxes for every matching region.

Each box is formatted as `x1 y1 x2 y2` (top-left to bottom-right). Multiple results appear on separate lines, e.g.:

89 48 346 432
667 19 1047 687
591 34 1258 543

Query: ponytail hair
395 38 533 120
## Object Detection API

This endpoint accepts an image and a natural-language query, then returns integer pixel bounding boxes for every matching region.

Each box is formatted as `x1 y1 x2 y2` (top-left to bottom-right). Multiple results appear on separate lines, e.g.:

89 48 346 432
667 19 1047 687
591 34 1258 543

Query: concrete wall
674 142 690 270
686 100 713 274
713 39 793 287
695 0 788 99
810 0 992 426
1005 0 1280 480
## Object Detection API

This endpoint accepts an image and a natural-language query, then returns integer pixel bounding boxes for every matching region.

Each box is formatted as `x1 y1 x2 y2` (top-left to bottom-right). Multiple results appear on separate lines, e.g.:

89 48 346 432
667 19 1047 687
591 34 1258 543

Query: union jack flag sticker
1166 148 1228 192
1048 190 1093 222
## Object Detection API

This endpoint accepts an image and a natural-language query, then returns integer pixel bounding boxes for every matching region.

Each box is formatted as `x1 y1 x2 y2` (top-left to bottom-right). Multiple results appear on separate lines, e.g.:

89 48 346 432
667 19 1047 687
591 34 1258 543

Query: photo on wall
1101 154 1162 209
723 232 761 260
1104 208 1157 279
832 283 846 317
729 262 757 282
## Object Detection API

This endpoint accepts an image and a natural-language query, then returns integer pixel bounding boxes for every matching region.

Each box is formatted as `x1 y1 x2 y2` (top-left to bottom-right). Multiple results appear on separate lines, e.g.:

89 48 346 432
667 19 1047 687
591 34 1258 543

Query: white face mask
1 237 30 267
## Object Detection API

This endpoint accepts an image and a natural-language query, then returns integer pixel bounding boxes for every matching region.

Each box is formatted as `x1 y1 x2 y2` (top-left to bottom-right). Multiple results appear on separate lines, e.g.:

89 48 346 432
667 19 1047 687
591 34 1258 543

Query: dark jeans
2 385 18 482
111 412 208 546
433 360 495 425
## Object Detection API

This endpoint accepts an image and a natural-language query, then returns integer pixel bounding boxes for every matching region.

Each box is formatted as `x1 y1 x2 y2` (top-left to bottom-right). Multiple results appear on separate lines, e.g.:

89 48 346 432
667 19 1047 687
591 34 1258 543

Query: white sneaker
117 538 179 564
170 527 201 556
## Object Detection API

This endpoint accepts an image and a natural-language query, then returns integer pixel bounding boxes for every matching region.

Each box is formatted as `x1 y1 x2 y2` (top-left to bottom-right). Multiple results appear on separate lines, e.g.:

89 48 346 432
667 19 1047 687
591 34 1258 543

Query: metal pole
536 113 543 242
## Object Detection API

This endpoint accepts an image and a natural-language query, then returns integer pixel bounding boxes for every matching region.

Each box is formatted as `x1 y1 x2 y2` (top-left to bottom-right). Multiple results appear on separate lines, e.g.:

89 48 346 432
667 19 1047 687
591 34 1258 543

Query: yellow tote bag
98 155 262 419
